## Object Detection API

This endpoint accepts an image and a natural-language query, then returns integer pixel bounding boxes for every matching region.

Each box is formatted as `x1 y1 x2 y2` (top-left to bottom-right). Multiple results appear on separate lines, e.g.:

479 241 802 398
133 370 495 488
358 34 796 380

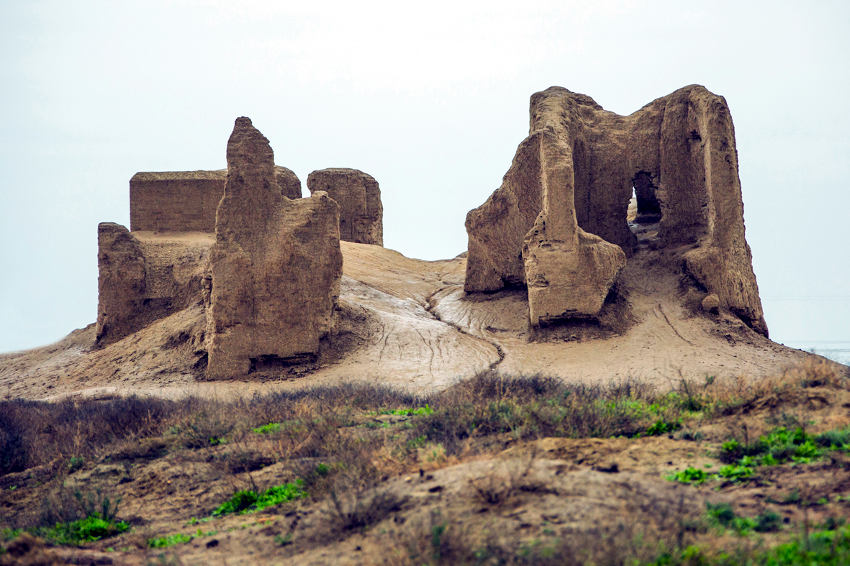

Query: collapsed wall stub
129 166 302 232
204 117 343 379
95 223 147 345
95 225 213 346
465 85 767 336
274 166 303 200
306 168 383 246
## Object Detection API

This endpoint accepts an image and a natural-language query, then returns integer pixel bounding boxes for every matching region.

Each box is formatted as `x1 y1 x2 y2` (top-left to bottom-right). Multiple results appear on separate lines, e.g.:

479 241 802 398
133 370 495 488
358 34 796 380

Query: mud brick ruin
465 85 766 335
95 118 387 378
94 84 767 382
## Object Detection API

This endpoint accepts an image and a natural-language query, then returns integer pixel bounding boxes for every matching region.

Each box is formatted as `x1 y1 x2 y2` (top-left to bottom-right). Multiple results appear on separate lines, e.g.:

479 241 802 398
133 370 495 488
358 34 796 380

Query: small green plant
704 504 781 535
148 532 192 548
37 515 130 545
0 528 21 549
274 533 293 546
754 510 782 532
251 422 281 434
668 462 755 484
757 427 822 464
782 489 802 504
430 522 448 562
646 545 712 566
705 502 755 534
763 523 850 564
715 463 754 481
815 426 850 451
667 467 709 484
148 528 217 549
383 405 435 417
643 419 681 437
720 439 742 462
67 456 85 473
212 480 306 517
716 425 849 480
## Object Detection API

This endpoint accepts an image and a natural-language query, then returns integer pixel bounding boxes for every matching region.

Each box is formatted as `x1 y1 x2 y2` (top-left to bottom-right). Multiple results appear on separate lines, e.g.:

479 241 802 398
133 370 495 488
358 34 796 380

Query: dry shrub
379 501 705 566
469 451 542 507
0 396 182 477
683 357 848 416
327 487 407 532
246 382 422 426
781 357 847 388
0 381 420 479
179 410 233 448
412 372 661 456
322 442 406 532
109 437 170 461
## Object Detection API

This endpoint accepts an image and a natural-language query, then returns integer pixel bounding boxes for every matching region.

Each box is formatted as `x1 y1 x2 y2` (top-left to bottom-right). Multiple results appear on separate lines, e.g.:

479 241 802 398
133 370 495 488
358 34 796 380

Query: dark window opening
632 171 661 224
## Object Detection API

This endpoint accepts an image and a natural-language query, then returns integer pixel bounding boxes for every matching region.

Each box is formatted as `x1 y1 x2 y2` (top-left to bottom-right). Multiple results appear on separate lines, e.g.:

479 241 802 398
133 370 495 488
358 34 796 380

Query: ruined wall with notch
465 85 767 335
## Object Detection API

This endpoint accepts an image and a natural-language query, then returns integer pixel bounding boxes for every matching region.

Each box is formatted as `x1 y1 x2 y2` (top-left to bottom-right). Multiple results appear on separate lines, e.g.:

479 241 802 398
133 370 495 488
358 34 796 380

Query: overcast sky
1 0 848 358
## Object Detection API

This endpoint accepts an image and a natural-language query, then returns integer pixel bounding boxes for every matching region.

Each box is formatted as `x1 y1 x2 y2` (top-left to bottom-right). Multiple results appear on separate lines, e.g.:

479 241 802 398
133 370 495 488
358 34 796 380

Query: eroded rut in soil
425 285 507 373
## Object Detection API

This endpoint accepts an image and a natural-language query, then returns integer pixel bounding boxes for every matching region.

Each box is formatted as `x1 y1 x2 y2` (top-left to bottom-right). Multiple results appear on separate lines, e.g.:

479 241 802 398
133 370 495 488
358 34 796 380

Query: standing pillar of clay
205 117 342 379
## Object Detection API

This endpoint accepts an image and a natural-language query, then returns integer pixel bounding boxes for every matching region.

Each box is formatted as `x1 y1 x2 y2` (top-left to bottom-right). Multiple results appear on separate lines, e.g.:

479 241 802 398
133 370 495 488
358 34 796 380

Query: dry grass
2 362 849 564
686 357 848 415
2 364 846 481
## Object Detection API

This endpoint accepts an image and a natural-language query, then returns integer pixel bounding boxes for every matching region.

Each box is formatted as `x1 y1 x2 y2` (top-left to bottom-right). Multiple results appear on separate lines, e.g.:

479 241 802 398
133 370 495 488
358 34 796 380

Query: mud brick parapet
130 167 303 233
130 171 227 232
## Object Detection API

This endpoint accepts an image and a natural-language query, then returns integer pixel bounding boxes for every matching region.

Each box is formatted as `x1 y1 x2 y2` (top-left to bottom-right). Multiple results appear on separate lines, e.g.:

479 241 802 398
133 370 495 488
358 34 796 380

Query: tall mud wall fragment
465 85 767 335
205 118 342 379
307 168 383 246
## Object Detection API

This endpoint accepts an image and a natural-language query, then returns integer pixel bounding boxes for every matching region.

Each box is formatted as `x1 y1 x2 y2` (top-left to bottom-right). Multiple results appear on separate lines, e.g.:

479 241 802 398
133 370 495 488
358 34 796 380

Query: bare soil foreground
2 242 849 564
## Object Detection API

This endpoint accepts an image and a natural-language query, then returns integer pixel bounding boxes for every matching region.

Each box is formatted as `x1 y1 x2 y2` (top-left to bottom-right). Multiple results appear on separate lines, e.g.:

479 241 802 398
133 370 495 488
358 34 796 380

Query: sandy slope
0 234 827 401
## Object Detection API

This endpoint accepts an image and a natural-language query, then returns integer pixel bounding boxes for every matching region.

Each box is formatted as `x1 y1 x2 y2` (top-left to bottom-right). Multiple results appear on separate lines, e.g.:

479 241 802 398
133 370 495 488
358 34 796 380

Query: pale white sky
1 0 849 356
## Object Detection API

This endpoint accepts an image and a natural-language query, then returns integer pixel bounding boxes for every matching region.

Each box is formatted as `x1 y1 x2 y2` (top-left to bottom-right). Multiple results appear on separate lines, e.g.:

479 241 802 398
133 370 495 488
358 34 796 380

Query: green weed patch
377 405 434 417
212 481 306 517
667 467 710 484
148 532 192 548
35 514 129 545
672 425 850 486
251 422 282 434
148 528 217 548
